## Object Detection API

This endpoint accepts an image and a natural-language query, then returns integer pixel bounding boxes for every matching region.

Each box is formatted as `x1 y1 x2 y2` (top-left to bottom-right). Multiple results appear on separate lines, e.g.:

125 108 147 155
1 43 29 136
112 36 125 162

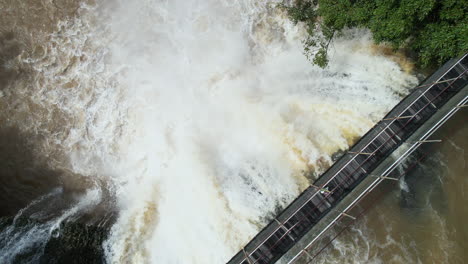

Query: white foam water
1 0 419 263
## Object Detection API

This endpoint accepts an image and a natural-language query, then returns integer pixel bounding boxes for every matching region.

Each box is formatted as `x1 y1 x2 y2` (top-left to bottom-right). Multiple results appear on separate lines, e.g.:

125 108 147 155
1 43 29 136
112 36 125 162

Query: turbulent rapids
0 0 418 263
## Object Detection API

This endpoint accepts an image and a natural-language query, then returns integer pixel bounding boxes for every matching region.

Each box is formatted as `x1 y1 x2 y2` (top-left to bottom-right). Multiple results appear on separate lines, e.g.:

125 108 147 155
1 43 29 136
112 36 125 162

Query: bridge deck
226 54 468 264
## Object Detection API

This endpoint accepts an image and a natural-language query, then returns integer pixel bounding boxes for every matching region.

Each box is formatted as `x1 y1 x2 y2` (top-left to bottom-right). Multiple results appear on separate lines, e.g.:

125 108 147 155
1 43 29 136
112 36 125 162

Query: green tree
281 0 468 68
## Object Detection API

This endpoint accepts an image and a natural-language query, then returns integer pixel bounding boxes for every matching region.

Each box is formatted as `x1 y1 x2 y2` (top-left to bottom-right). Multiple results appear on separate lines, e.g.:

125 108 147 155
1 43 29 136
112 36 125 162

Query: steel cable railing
282 64 468 262
230 55 467 264
271 65 468 263
287 92 468 264
301 150 430 263
235 60 467 264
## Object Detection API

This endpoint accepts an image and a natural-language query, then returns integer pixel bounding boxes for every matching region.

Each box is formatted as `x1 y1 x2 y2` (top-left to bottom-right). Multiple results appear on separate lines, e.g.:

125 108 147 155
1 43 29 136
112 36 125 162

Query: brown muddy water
0 0 465 263
308 109 467 264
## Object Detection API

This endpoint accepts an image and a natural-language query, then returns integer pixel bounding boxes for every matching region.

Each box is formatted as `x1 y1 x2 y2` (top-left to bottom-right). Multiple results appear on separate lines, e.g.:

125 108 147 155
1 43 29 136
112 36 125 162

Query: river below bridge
0 0 465 263
312 108 467 264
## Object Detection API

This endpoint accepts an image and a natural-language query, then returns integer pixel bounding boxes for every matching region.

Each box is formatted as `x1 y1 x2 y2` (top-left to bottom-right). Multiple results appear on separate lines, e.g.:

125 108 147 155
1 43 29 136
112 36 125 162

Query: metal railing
227 54 468 264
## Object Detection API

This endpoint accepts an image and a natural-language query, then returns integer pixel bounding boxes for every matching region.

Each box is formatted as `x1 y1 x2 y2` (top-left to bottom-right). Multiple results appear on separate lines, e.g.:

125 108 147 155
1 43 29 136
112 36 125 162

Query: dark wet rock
0 216 109 264
40 221 109 264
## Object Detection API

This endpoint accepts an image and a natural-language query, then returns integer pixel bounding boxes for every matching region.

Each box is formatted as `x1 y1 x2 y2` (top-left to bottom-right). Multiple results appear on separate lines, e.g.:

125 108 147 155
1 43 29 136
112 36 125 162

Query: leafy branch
280 0 468 69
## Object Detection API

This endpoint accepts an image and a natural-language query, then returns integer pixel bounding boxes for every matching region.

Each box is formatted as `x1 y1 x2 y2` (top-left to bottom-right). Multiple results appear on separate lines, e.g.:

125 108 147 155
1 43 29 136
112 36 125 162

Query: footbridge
227 54 468 264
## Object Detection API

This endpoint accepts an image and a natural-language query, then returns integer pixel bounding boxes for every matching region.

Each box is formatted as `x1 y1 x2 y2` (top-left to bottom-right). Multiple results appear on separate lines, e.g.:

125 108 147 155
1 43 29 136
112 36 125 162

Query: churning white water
0 0 419 263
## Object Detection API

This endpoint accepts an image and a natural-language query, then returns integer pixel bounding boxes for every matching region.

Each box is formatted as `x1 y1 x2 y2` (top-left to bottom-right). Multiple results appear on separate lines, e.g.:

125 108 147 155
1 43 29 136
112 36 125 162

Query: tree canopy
281 0 468 68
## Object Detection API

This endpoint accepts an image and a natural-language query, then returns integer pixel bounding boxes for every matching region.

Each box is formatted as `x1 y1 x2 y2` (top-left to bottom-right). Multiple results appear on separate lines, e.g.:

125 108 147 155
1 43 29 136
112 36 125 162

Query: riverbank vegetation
280 0 467 69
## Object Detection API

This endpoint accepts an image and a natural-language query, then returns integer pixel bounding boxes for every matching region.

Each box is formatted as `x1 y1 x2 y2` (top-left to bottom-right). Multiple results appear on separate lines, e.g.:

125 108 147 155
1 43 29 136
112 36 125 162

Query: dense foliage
281 0 468 68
